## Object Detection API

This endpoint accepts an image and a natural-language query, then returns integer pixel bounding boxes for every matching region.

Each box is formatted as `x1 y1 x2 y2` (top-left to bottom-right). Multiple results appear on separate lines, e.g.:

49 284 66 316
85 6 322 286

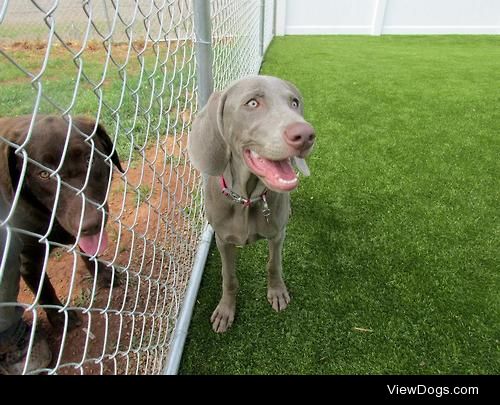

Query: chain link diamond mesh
0 0 274 375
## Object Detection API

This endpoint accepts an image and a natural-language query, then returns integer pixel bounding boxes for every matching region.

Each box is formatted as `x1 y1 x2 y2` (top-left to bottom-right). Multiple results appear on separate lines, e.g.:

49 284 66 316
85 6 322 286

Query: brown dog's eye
291 98 300 109
245 99 259 108
39 170 50 180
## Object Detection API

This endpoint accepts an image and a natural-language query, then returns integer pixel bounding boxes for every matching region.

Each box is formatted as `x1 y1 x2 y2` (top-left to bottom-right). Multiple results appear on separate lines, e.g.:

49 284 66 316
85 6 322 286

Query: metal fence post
163 0 215 375
259 0 265 58
193 0 214 106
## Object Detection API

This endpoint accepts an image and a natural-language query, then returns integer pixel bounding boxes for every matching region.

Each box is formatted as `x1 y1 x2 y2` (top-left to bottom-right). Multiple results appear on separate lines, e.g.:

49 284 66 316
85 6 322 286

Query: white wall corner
275 0 287 36
371 0 388 36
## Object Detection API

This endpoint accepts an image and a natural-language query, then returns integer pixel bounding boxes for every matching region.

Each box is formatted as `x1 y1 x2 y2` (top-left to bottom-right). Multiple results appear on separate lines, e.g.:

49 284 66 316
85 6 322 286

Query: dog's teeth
278 178 298 185
250 150 266 162
293 157 310 177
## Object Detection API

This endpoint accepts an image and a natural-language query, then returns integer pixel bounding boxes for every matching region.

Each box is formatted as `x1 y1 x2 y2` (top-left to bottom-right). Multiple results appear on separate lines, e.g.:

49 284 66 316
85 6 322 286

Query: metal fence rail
0 0 275 375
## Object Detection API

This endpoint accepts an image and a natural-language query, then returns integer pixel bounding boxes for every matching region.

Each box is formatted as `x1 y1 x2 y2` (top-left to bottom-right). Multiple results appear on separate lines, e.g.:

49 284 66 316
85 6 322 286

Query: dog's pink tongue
79 231 108 256
260 158 297 181
244 150 299 192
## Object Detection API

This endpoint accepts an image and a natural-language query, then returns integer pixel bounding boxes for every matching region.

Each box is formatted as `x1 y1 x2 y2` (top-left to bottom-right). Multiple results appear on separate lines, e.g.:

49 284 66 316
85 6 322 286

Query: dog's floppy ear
74 117 124 173
94 122 124 173
0 140 15 205
0 118 23 205
188 91 230 176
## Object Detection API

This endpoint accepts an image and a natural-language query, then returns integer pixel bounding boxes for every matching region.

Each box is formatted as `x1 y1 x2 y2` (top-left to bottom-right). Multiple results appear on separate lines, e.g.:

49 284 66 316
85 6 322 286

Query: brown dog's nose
77 207 107 236
283 122 315 151
80 218 102 236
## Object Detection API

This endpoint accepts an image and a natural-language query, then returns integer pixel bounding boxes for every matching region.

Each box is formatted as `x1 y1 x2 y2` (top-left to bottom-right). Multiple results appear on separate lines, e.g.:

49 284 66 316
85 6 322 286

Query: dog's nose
80 219 102 236
283 122 315 151
78 210 107 236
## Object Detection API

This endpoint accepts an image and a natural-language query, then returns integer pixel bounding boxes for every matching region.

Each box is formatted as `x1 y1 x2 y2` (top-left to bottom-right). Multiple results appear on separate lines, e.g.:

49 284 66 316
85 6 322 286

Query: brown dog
0 115 122 330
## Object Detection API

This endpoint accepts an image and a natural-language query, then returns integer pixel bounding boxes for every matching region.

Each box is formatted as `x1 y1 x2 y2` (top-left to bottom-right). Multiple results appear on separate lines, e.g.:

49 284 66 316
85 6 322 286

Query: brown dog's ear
74 117 124 173
94 122 124 173
0 118 23 204
0 142 15 204
188 91 230 176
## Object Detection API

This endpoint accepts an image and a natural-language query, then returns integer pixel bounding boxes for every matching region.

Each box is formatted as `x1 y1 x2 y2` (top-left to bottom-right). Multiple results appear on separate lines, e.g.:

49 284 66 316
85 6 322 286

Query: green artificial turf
180 36 500 374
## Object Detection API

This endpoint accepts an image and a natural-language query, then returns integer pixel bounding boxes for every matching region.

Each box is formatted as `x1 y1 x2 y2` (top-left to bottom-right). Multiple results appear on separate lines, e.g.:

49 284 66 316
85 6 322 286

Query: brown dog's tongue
79 231 108 256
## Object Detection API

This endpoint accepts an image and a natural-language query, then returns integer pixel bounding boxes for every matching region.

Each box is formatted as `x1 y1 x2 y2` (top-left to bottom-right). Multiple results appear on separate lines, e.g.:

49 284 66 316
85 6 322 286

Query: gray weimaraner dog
188 75 315 332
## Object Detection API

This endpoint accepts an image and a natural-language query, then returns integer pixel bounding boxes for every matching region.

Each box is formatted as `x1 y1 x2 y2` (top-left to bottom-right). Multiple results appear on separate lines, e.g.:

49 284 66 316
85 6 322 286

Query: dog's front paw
267 284 290 312
210 299 236 333
46 308 82 331
82 258 121 289
96 263 121 288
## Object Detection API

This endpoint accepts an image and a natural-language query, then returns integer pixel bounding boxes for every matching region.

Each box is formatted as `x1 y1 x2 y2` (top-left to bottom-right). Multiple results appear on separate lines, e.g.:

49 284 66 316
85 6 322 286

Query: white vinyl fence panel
276 0 500 35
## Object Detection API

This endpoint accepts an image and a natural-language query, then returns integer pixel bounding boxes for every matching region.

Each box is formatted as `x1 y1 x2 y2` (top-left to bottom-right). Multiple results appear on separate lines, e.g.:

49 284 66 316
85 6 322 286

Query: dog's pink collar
219 176 271 220
219 176 266 207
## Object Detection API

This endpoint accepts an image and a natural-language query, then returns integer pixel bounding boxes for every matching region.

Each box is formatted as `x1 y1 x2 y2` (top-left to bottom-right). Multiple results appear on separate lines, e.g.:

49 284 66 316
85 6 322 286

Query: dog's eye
291 98 300 109
245 99 259 108
39 170 50 180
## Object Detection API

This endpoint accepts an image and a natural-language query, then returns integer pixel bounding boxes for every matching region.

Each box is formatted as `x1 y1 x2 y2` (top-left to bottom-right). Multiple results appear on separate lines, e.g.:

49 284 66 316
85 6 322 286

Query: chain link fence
0 0 275 375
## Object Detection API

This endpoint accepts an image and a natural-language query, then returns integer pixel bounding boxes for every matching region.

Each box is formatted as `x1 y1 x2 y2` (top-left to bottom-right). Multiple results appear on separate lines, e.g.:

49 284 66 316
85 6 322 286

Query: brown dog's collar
219 176 271 220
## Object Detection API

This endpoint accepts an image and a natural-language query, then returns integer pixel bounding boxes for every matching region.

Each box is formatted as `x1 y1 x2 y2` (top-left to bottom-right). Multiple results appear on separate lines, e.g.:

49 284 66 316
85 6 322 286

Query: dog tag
261 194 271 223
